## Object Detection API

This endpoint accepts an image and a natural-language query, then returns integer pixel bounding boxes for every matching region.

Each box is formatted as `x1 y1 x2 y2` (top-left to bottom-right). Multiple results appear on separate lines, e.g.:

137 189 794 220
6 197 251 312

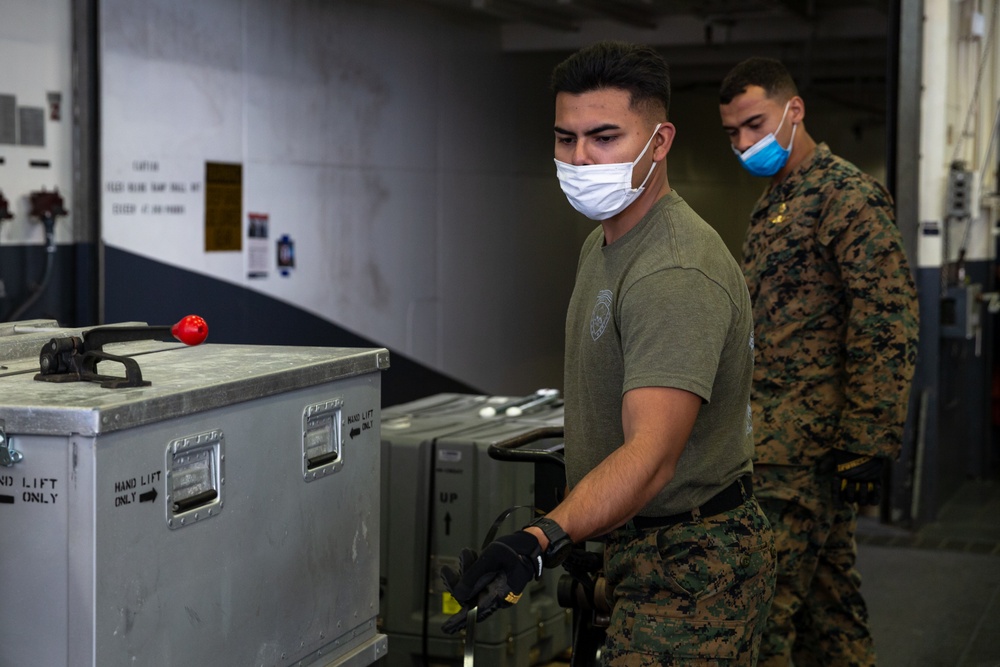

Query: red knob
171 315 209 346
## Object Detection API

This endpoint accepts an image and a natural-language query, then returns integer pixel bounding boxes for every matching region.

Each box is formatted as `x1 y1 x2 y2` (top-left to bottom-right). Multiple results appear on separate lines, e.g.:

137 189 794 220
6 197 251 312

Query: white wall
920 0 1000 268
0 0 73 246
100 0 590 394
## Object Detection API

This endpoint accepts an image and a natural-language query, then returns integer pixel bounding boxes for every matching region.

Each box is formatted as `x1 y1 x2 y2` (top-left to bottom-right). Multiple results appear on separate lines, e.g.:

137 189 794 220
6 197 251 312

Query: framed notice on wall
247 212 269 279
204 161 242 251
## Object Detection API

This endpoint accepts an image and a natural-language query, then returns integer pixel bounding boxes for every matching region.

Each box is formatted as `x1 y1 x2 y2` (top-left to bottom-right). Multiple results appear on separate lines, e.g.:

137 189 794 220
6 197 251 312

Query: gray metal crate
378 393 571 667
0 327 390 667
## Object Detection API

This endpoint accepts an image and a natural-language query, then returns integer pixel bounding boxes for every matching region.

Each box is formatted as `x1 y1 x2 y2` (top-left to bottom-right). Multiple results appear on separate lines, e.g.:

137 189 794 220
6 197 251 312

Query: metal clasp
0 419 23 467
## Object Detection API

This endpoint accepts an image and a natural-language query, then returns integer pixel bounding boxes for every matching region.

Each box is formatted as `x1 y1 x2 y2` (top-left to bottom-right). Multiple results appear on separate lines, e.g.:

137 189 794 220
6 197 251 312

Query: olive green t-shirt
563 190 754 517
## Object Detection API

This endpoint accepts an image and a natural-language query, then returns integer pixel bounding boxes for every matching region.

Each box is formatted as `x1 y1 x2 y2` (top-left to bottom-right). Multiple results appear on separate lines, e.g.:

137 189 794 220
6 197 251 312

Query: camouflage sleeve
819 185 919 459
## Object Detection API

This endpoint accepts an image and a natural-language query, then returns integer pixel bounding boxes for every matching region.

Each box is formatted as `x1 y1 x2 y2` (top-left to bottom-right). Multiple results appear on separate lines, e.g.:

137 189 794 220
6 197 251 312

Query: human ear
788 96 806 125
653 122 676 160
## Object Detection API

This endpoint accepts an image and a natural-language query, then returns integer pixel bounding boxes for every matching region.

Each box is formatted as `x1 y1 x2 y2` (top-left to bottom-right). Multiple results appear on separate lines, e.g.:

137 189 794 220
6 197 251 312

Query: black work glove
832 449 888 505
439 531 542 634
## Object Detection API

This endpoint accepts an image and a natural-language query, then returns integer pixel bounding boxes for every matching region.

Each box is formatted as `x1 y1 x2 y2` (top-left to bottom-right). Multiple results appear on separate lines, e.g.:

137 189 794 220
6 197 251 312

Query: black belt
630 475 753 530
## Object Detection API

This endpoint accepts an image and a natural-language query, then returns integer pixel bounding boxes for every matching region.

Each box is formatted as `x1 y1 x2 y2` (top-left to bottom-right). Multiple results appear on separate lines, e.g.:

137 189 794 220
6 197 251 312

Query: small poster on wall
247 212 269 279
204 161 242 251
247 213 270 278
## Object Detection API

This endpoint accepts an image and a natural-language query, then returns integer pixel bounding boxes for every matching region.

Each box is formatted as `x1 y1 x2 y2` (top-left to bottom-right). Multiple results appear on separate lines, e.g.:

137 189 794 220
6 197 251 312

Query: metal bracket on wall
0 187 12 303
0 189 13 221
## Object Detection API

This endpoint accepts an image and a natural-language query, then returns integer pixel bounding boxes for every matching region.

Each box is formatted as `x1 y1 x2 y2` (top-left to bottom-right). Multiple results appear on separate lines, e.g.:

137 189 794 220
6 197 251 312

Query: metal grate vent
0 95 15 145
18 107 44 147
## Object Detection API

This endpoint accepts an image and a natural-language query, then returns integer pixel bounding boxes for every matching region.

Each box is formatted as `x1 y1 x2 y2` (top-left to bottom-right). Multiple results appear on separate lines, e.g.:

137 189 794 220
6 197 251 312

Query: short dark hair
551 41 670 119
719 57 798 105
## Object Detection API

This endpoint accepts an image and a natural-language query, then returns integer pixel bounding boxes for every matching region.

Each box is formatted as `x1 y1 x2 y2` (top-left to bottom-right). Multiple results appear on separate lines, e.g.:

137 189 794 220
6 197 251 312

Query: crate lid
0 343 389 435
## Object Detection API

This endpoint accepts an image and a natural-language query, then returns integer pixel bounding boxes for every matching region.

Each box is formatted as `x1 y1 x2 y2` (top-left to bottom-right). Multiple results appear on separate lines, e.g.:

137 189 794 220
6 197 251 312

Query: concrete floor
855 479 1000 667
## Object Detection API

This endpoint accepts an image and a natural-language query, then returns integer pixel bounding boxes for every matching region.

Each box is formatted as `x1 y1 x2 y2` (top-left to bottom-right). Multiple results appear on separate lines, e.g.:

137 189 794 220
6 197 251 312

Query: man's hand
832 449 887 505
439 532 543 634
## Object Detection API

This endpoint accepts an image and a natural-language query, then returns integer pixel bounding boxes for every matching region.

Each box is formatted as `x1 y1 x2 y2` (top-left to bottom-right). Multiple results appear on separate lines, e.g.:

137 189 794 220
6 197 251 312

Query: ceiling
422 0 890 33
416 0 892 104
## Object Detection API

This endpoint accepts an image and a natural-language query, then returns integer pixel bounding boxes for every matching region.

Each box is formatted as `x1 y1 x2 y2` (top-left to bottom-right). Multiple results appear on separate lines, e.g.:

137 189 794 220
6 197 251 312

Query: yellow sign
204 162 242 251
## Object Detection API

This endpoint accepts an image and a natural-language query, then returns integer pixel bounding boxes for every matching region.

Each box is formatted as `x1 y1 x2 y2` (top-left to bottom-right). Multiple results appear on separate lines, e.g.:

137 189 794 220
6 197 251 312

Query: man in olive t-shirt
563 189 755 518
441 41 775 666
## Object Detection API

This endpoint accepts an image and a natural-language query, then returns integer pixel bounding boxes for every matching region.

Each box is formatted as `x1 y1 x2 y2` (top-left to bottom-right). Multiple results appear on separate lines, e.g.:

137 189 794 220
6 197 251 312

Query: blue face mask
733 101 796 177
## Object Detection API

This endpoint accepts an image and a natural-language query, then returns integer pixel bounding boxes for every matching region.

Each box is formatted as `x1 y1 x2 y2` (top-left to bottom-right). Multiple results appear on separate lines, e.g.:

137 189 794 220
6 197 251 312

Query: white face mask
554 124 662 221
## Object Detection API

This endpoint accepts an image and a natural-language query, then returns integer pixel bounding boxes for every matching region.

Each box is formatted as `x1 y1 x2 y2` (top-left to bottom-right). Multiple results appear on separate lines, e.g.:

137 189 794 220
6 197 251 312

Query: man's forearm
528 434 677 546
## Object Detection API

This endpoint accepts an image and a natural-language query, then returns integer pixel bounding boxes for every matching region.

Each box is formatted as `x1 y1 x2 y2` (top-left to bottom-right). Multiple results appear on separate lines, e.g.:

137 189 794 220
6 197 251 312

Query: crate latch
0 420 23 467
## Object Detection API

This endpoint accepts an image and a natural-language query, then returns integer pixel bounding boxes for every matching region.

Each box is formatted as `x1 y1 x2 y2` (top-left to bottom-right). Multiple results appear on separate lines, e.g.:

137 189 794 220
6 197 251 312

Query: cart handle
487 427 565 467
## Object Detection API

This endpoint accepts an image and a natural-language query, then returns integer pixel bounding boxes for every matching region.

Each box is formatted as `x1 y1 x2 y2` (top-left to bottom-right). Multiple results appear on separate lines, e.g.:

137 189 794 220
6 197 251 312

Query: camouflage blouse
742 142 919 465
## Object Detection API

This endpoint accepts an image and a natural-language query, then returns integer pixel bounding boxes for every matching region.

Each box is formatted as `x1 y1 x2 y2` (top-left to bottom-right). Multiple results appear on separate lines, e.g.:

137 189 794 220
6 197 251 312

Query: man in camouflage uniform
719 57 919 666
441 41 775 665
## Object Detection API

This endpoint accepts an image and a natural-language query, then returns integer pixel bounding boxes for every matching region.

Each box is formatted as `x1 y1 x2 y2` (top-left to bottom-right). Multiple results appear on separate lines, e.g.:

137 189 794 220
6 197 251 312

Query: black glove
832 449 887 505
439 531 542 634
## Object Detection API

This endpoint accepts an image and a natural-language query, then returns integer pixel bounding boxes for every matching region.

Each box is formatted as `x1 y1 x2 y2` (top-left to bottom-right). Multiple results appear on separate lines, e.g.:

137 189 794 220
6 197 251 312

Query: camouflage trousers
753 463 877 667
601 496 776 666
